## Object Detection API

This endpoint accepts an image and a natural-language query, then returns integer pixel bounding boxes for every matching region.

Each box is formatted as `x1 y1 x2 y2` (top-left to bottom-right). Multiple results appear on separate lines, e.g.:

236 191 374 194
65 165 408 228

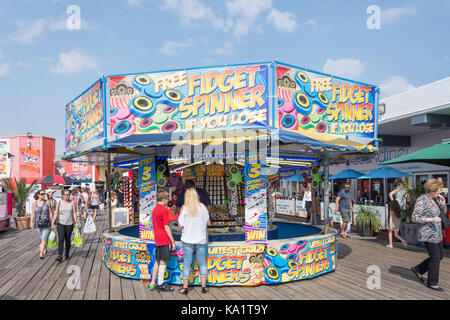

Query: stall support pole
107 153 112 230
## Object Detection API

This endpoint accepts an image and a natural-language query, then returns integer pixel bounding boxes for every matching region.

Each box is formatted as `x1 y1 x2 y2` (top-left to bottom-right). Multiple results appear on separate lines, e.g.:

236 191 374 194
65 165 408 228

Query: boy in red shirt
149 190 176 292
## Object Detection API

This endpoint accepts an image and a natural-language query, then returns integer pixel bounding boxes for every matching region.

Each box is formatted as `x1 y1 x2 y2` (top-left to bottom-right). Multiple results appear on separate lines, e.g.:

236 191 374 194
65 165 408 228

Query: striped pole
128 176 133 224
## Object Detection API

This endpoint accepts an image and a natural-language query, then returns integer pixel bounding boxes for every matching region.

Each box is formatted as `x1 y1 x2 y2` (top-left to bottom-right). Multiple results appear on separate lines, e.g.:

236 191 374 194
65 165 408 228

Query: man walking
334 183 354 238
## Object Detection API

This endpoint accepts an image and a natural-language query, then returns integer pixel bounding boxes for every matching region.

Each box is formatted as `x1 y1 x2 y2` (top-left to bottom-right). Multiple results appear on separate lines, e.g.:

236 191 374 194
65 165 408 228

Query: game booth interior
63 61 379 286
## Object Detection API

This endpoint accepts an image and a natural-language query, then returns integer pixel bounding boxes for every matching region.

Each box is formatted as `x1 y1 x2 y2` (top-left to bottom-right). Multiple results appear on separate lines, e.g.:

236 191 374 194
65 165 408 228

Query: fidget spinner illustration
134 105 180 134
227 165 243 190
156 164 168 187
278 99 298 130
279 240 307 262
311 165 323 189
129 75 183 118
277 75 297 90
264 247 297 284
110 83 135 96
282 70 331 134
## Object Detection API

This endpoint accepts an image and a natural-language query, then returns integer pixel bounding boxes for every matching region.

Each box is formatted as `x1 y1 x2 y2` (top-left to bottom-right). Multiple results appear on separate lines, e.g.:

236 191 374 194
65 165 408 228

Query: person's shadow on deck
338 243 352 260
388 266 426 284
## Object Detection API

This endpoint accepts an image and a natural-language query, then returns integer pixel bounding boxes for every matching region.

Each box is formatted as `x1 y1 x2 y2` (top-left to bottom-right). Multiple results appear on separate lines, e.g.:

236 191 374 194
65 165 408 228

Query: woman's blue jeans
182 242 208 280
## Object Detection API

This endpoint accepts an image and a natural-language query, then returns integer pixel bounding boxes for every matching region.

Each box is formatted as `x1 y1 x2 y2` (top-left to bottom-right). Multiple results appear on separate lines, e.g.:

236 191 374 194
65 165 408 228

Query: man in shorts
334 183 354 238
149 190 177 292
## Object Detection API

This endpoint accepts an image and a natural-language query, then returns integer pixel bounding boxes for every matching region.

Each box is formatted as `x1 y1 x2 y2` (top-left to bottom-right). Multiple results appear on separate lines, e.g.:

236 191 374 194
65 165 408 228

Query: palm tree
398 181 425 222
1 178 37 216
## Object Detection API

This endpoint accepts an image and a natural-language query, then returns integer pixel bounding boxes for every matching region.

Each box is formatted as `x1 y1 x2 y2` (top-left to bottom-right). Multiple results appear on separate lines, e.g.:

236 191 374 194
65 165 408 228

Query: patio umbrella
282 174 305 182
358 166 411 209
37 174 72 185
358 166 411 179
381 141 450 167
329 169 364 180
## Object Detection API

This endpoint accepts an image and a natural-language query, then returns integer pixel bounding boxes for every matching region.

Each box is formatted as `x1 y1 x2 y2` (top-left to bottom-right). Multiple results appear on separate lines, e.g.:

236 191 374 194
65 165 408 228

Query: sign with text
65 79 105 156
108 64 269 138
0 139 11 179
245 152 267 243
276 65 378 140
138 156 156 243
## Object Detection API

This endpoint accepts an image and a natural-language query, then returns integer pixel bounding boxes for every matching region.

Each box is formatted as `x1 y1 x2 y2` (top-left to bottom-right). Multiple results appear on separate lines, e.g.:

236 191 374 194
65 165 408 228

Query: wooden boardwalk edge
0 212 449 300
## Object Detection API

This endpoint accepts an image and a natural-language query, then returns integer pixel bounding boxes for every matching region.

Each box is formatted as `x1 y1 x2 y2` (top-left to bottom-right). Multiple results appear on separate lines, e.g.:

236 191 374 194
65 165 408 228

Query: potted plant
355 205 382 237
1 178 37 230
398 181 425 245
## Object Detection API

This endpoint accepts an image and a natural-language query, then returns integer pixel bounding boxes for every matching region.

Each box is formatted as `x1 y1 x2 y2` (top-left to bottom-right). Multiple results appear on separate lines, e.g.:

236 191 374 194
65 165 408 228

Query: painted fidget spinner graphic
264 245 302 284
279 71 331 133
227 165 243 190
311 165 323 189
110 75 183 136
156 164 168 187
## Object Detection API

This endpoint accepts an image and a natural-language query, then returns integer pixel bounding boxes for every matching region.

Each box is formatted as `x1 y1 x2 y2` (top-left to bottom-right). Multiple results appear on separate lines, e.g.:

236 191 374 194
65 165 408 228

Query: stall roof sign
63 61 379 159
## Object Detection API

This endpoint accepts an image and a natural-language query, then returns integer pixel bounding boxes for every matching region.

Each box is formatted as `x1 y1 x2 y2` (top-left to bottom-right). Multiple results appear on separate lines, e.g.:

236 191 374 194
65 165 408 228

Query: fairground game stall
63 61 379 286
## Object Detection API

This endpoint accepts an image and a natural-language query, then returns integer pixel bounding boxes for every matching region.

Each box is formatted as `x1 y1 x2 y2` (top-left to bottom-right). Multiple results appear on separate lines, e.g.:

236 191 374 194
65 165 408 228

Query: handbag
37 219 50 228
434 198 450 229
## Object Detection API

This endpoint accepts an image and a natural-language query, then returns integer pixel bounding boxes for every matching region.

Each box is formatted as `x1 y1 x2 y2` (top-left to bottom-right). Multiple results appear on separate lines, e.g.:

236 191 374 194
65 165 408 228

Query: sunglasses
39 193 45 196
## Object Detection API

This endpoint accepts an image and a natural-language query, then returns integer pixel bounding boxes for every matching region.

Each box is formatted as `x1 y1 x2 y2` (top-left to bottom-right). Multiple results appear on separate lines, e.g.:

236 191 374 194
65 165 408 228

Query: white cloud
0 63 10 77
126 0 143 7
225 0 272 38
380 76 415 97
50 49 98 75
209 41 234 56
9 19 45 44
160 39 194 56
381 6 417 25
48 16 97 31
161 0 231 31
266 9 298 32
322 58 366 78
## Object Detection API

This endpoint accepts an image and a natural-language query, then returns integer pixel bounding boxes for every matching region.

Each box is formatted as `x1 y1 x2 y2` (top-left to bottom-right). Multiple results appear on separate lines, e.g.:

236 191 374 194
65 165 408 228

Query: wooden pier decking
0 213 449 300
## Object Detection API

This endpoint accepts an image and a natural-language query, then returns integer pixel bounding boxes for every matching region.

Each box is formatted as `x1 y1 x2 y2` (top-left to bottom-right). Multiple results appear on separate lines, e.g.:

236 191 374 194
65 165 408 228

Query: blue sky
0 0 449 154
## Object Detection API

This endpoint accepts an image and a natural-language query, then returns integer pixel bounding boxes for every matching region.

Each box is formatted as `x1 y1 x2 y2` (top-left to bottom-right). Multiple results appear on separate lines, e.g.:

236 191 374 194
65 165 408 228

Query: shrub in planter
355 206 381 237
1 177 37 230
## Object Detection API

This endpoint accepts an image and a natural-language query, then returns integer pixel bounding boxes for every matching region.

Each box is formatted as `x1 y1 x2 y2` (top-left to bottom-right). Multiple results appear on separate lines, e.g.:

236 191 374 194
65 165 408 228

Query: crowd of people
30 176 449 293
31 186 102 262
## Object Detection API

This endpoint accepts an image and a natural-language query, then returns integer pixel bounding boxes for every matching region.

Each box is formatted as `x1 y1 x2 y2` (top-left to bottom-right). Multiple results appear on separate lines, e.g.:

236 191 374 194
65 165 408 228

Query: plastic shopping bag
73 226 83 247
47 229 57 249
83 215 96 234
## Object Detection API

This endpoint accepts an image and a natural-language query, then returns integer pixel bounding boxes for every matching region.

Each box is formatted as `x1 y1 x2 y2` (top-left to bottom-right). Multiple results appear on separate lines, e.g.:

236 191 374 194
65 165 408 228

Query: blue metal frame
64 60 380 160
106 60 273 78
102 76 109 151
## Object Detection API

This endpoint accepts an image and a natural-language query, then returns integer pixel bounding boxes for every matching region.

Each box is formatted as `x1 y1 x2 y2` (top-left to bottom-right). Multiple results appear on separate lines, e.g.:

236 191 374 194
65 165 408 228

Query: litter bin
444 211 450 248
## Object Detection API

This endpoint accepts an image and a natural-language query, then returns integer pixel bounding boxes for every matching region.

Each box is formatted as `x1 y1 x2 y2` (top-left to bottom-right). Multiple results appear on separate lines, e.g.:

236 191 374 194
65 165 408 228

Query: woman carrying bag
31 190 54 259
177 188 210 295
51 190 79 262
410 179 446 291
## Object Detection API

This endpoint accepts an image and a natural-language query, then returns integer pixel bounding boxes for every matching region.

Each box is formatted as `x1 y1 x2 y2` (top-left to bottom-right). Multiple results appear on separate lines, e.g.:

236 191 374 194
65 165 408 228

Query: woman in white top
177 188 210 295
303 184 312 223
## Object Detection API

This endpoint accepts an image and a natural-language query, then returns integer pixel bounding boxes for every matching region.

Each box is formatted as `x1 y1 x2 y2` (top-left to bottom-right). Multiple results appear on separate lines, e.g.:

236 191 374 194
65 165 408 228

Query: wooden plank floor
0 212 449 300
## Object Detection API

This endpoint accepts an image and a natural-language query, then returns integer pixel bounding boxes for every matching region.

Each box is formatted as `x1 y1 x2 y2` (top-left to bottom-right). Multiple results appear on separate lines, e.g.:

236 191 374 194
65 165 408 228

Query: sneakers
157 282 174 292
148 283 156 291
56 256 63 263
